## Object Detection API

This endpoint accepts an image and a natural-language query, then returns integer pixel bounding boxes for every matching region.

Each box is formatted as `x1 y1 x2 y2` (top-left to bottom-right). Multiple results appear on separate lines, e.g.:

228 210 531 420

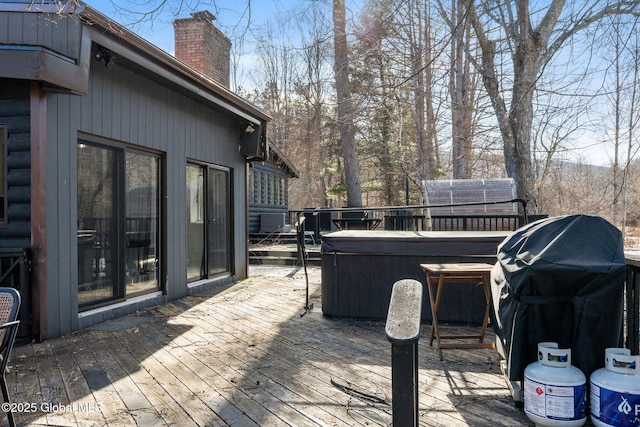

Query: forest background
88 0 640 244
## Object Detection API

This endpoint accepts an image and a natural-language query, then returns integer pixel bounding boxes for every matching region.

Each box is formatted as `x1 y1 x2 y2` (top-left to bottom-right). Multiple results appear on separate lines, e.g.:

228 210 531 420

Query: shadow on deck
6 265 532 426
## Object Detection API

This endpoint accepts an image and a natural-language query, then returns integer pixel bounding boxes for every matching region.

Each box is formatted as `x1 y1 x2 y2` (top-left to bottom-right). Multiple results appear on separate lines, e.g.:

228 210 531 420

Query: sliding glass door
125 151 161 296
78 140 161 309
77 143 121 306
208 168 231 276
186 163 232 282
186 164 206 281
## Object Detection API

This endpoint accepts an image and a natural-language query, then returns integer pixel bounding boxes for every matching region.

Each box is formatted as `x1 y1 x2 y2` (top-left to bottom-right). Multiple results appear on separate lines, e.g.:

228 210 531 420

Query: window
186 163 232 282
260 172 267 205
268 173 275 205
248 168 287 208
280 177 286 206
77 140 162 309
249 168 256 205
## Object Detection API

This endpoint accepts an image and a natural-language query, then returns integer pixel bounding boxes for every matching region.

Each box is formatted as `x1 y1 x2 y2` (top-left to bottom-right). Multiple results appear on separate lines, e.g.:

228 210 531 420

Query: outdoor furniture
420 263 495 361
0 287 20 427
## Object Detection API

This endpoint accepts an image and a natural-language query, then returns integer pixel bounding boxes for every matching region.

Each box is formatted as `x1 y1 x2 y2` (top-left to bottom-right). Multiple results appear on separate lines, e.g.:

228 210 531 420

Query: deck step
250 255 299 266
249 231 317 246
249 256 321 266
249 249 321 266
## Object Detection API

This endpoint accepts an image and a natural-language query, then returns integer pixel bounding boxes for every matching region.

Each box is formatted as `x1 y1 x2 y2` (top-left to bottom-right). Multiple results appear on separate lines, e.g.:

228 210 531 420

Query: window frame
186 160 234 282
77 135 165 311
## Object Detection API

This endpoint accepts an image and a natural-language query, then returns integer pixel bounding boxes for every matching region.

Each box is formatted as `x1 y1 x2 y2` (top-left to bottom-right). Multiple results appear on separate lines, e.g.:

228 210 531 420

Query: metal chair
0 288 20 427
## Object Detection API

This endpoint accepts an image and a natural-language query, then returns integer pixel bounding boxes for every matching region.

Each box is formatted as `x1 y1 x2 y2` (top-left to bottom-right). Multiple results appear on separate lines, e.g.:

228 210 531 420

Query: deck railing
624 255 640 354
0 249 31 341
289 203 640 354
290 199 532 242
386 279 422 426
431 214 525 231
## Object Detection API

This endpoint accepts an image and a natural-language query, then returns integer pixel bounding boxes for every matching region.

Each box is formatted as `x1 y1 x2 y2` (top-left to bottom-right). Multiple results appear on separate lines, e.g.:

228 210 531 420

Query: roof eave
80 5 271 124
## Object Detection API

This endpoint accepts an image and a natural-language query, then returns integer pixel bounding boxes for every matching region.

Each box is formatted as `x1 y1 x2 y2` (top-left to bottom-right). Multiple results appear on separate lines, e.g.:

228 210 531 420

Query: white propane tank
590 347 640 427
524 342 587 427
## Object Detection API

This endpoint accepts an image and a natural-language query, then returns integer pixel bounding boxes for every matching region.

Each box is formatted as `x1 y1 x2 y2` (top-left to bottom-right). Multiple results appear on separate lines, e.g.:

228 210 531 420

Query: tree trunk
409 1 437 182
468 0 566 212
333 0 362 207
450 0 474 179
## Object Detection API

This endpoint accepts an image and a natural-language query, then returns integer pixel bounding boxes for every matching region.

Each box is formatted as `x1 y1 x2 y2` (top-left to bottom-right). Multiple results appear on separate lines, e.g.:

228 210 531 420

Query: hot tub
321 230 510 322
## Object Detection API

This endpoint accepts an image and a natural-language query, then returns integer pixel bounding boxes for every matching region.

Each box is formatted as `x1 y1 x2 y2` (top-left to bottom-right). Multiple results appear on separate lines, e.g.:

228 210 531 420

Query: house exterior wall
0 5 267 339
0 10 81 59
248 162 290 233
0 80 31 249
40 47 249 338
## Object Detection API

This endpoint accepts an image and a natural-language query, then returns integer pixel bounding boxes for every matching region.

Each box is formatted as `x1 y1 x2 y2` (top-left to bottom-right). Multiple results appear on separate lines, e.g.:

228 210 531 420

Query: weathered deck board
95 330 194 426
158 293 378 426
189 301 379 426
3 266 532 426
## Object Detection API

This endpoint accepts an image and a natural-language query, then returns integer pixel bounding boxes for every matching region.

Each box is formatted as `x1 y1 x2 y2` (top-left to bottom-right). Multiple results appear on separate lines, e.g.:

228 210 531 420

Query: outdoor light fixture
93 46 116 68
245 123 255 134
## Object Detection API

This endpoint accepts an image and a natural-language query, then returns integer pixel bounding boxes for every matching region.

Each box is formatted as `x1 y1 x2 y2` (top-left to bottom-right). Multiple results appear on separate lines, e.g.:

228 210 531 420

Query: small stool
420 263 496 360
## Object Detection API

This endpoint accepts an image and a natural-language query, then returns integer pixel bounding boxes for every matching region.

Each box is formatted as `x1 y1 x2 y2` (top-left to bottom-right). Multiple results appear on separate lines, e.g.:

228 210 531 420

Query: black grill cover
491 214 626 382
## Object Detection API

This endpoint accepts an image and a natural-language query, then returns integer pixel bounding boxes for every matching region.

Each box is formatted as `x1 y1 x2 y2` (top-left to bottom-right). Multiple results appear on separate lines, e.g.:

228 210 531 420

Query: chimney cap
190 10 216 21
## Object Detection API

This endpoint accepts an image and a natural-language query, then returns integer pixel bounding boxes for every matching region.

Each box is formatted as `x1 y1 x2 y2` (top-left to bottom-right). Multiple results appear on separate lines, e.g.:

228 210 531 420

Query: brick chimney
174 11 231 89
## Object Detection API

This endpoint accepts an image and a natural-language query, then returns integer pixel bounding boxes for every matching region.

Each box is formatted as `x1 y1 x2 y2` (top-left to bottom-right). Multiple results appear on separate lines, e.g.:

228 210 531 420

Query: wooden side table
420 263 496 360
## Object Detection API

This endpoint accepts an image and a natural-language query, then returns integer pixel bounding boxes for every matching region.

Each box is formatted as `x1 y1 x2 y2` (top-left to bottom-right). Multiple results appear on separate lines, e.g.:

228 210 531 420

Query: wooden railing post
386 279 422 426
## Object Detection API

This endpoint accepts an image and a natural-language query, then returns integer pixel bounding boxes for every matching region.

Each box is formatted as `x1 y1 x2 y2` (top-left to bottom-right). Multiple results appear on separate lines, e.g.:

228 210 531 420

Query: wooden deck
5 265 532 426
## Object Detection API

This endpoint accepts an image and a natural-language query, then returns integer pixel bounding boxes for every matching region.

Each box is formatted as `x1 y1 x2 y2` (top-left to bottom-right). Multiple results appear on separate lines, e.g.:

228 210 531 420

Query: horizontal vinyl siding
46 54 249 336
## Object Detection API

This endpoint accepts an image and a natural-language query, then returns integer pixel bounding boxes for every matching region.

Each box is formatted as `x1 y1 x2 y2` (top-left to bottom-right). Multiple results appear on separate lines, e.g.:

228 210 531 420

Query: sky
85 0 305 54
84 0 613 167
85 0 337 93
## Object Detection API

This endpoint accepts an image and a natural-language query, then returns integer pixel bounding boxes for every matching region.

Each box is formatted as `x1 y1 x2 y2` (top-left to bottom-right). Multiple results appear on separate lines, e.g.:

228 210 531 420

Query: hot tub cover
491 214 625 381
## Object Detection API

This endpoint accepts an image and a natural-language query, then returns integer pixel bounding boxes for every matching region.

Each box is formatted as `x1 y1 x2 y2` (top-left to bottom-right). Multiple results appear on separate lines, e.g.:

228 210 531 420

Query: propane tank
524 342 587 427
590 347 640 427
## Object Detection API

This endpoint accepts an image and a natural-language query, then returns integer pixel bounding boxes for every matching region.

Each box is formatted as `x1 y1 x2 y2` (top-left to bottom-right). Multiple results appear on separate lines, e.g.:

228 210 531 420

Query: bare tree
333 0 362 207
467 0 640 212
622 30 640 235
599 15 640 229
531 95 587 202
292 5 334 209
407 0 439 184
611 15 626 225
449 0 479 178
539 160 612 217
248 4 336 210
353 0 404 205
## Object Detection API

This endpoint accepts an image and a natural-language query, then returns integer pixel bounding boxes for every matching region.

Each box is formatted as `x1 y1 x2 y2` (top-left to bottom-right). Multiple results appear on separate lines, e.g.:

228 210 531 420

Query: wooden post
386 279 422 427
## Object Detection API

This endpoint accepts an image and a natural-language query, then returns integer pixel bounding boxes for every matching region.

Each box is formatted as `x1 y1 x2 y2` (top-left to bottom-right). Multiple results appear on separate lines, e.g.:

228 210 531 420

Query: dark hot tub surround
321 230 511 322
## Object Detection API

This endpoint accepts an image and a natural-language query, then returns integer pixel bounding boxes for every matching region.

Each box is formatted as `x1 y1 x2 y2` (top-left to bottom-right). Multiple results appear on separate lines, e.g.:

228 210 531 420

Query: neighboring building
248 140 299 234
0 3 270 340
